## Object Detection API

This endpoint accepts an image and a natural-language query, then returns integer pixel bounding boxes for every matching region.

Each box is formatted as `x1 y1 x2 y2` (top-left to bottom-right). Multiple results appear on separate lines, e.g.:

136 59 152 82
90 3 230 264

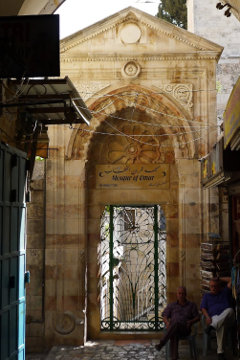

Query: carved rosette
53 311 76 335
100 123 173 165
107 139 161 164
121 61 141 79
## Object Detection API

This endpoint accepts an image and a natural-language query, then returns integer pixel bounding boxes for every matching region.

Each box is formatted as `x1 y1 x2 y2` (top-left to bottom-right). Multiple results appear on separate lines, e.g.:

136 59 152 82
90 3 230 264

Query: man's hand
219 276 231 289
187 314 200 329
163 316 170 329
202 308 212 325
205 316 212 325
165 320 170 328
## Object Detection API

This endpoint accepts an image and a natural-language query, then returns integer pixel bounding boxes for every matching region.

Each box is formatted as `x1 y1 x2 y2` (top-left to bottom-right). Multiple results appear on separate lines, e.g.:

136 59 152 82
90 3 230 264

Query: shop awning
7 76 92 126
201 137 240 189
1 76 92 167
224 76 240 150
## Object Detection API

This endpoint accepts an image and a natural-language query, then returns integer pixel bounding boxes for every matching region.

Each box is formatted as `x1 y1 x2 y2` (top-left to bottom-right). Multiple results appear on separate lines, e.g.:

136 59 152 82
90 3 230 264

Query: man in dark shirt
200 277 235 360
155 286 199 360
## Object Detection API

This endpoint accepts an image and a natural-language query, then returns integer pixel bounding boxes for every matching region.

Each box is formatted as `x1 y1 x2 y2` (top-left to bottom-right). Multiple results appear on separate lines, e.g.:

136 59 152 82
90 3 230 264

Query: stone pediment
60 7 223 60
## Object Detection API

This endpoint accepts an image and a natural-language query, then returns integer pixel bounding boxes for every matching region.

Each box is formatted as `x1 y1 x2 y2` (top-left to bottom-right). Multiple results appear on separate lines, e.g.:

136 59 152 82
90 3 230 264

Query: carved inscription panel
96 164 169 189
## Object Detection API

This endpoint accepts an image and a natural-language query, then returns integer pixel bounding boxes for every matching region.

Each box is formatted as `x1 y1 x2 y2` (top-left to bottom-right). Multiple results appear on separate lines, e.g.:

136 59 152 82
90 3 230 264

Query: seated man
200 277 235 360
155 286 200 360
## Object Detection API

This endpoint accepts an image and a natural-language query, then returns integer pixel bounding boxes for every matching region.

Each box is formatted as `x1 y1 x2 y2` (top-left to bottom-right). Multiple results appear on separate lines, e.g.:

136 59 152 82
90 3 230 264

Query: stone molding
61 54 220 62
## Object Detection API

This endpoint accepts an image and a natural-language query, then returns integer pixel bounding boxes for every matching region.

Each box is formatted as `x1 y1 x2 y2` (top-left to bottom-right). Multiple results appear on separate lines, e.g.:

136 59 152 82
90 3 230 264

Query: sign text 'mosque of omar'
96 164 169 189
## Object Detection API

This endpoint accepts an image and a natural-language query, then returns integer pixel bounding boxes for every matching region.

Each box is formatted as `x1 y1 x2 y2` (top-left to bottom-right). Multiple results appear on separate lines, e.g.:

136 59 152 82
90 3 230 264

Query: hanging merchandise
232 249 240 355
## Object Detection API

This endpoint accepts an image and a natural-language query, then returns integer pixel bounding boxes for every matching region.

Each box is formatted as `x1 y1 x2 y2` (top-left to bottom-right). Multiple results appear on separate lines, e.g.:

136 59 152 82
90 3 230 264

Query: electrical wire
82 127 208 147
72 88 223 127
0 82 223 150
74 86 233 99
104 118 168 147
65 123 215 148
63 86 220 148
103 121 203 138
1 83 229 129
74 102 219 129
2 77 30 103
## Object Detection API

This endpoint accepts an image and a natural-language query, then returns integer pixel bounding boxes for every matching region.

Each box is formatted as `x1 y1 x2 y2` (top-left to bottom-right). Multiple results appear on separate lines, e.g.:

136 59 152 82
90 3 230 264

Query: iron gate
99 205 166 331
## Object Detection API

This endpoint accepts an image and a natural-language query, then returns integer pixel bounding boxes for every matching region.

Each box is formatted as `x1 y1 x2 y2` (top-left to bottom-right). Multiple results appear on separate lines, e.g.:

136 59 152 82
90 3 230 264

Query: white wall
187 0 240 126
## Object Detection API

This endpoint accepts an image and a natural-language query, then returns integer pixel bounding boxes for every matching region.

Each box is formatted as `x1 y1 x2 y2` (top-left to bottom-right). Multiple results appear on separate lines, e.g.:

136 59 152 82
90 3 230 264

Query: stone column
177 158 201 304
26 161 45 352
44 125 86 347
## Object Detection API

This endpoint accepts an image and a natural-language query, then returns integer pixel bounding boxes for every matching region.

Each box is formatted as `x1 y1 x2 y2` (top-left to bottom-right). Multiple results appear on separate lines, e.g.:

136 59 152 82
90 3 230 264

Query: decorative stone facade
26 7 223 349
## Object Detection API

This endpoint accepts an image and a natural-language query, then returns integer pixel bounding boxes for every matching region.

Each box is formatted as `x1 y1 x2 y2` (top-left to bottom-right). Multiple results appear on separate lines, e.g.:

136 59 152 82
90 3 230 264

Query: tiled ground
26 336 238 360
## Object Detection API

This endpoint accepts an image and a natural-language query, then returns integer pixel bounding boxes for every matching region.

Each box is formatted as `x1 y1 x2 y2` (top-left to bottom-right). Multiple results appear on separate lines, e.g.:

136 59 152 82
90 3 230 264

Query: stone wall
26 160 45 352
187 0 240 125
187 0 239 254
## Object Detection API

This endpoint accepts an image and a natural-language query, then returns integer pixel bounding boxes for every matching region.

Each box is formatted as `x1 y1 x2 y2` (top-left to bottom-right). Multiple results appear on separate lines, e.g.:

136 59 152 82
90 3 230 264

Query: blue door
0 142 27 360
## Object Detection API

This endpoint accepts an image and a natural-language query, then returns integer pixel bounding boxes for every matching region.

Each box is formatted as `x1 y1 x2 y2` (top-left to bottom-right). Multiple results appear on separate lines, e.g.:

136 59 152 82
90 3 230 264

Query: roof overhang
216 1 240 21
6 76 92 126
0 0 66 16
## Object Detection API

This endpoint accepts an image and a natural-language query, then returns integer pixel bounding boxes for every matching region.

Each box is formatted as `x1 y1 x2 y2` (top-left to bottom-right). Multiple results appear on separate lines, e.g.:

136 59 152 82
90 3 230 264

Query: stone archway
67 85 201 339
66 84 198 161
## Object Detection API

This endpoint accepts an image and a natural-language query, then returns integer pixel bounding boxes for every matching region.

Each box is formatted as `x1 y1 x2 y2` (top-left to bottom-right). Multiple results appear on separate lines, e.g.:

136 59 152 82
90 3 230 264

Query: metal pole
154 205 159 330
109 205 114 330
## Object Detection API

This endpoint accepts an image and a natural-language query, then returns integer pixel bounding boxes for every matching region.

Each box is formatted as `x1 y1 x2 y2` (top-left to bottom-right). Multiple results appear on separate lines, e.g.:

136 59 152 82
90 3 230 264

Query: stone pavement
26 337 238 360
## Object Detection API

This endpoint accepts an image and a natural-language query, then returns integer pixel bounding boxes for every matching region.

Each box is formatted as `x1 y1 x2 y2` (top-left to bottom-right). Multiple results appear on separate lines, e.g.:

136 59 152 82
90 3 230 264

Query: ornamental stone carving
74 81 110 101
101 123 173 165
156 83 193 112
53 311 76 335
121 61 141 79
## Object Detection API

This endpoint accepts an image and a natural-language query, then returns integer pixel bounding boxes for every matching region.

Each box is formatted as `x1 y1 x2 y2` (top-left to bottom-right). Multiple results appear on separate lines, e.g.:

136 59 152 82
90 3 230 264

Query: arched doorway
76 85 195 339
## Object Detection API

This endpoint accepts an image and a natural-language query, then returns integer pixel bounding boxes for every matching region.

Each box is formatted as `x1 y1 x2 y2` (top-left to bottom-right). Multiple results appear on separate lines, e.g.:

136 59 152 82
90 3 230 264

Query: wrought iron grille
99 205 166 331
